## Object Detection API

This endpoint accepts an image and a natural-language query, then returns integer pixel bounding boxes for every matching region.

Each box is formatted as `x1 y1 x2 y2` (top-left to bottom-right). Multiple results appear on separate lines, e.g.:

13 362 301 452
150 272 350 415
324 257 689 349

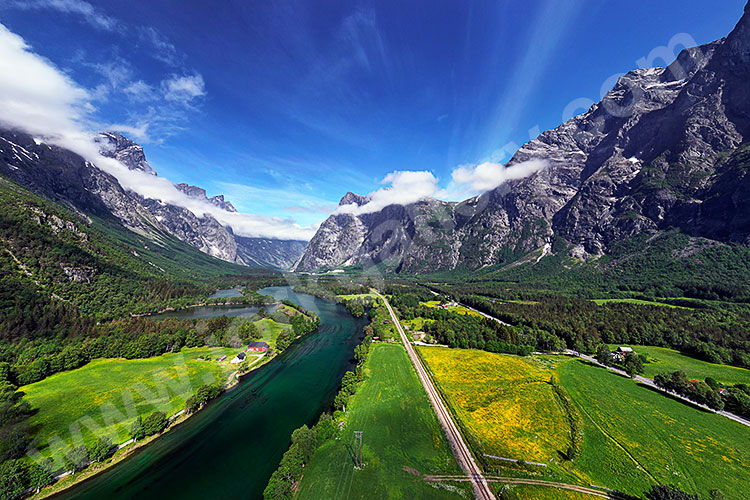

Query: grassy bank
297 344 466 499
22 346 236 465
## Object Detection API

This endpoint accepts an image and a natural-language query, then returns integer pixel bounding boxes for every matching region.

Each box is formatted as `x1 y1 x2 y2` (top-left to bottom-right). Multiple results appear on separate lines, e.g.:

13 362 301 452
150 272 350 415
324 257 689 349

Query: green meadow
559 359 750 499
609 345 750 385
297 344 466 500
21 347 236 465
417 348 750 500
255 317 291 348
591 298 685 308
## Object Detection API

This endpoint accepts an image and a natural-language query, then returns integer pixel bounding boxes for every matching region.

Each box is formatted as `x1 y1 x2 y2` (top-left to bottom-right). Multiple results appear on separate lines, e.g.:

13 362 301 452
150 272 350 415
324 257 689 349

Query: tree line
653 371 750 417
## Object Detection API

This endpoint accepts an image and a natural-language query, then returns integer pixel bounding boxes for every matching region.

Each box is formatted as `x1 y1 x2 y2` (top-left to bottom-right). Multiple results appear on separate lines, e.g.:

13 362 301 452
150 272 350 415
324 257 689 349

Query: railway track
373 291 496 500
423 475 628 499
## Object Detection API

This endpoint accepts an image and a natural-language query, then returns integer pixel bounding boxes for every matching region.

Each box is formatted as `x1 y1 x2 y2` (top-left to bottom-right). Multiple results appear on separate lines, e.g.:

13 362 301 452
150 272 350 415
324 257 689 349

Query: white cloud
0 24 91 138
450 159 548 193
0 23 313 241
123 80 157 102
162 74 206 103
335 160 547 216
7 0 120 31
337 170 439 215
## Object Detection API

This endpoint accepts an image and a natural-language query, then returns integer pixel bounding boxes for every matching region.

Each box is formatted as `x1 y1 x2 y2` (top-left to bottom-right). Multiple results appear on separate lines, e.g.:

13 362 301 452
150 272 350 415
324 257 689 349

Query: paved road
457 302 510 326
373 291 496 500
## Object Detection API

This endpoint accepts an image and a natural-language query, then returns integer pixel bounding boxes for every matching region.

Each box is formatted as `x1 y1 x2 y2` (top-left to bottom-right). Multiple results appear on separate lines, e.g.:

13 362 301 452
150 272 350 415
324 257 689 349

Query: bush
187 383 224 413
130 416 145 441
142 411 168 436
89 436 113 462
64 445 90 472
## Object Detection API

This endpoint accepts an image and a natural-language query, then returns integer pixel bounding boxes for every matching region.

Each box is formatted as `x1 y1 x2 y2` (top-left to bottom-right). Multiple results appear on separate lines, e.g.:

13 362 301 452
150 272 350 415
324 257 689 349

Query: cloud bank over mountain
0 23 315 240
336 159 548 216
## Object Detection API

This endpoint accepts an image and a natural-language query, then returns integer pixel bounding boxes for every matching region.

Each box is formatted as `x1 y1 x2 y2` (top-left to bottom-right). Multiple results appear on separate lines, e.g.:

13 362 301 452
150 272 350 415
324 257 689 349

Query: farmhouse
230 352 246 364
611 346 634 362
246 341 270 353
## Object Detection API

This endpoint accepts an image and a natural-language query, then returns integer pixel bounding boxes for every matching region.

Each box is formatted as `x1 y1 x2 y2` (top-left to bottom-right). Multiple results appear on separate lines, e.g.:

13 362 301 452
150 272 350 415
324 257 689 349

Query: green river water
52 286 366 500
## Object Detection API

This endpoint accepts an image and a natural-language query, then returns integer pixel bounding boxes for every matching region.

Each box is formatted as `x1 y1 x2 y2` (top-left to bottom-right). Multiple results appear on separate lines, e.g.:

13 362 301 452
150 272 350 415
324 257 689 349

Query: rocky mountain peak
1 128 303 269
724 1 750 63
98 132 156 176
339 191 369 206
295 4 750 272
175 183 237 212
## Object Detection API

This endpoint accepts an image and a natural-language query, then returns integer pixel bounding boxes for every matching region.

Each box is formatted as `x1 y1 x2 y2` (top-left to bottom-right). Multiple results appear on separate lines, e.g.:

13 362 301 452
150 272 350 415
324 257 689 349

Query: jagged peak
339 191 369 206
97 131 156 176
721 0 750 63
176 183 207 199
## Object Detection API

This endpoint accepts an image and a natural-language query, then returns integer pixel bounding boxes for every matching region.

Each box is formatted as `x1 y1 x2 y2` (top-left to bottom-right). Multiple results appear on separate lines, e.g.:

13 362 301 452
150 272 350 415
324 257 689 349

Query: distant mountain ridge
295 3 750 273
0 130 304 269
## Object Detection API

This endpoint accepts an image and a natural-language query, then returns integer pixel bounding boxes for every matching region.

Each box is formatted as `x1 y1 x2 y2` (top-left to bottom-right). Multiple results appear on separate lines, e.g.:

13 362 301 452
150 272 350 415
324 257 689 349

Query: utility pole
353 431 363 468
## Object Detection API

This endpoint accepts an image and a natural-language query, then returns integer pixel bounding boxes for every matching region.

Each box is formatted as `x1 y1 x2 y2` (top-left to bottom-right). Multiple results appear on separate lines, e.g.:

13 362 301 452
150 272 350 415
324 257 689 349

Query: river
53 286 366 500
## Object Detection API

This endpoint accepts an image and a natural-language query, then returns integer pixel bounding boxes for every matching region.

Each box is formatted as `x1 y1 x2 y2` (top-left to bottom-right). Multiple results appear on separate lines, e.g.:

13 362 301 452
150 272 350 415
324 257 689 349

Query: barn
246 341 270 353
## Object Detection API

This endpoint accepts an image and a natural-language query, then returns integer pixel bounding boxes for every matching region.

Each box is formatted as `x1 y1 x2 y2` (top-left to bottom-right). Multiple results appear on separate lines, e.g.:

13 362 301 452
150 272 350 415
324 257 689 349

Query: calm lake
146 303 277 320
207 288 244 299
54 286 367 500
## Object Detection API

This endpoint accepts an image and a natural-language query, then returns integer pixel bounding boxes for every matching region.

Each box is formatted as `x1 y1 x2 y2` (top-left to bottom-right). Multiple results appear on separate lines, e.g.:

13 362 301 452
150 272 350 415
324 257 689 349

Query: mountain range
0 129 305 269
295 4 750 274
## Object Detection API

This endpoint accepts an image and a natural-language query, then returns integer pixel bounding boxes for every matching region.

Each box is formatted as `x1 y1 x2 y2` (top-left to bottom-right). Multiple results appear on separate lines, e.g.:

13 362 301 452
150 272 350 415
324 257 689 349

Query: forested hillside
0 174 283 472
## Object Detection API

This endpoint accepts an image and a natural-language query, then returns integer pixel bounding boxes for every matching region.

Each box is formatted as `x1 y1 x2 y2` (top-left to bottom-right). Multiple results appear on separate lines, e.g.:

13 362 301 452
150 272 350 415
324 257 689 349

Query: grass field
22 347 236 466
418 348 750 499
419 348 572 464
337 292 380 301
609 345 750 385
297 344 466 500
591 298 685 308
402 317 435 331
503 485 602 500
255 317 291 348
422 300 482 317
559 359 750 499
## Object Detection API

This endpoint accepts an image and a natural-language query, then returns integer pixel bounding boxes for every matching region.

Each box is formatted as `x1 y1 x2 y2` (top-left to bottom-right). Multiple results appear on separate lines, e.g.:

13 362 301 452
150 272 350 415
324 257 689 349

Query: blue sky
0 0 746 233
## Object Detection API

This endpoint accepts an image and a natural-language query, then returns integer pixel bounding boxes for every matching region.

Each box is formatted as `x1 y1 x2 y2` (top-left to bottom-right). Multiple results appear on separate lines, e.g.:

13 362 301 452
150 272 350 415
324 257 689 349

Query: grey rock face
175 183 238 212
236 236 306 269
0 130 303 269
296 5 750 272
98 132 157 176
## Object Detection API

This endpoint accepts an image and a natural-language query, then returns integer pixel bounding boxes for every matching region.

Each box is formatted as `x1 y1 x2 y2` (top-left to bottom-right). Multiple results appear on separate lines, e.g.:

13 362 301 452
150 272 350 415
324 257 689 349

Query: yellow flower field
419 347 573 463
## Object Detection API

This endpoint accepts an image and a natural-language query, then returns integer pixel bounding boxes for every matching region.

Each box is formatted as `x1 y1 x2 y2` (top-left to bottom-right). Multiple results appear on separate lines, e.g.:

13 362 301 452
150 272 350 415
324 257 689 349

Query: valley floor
418 347 750 500
296 343 469 499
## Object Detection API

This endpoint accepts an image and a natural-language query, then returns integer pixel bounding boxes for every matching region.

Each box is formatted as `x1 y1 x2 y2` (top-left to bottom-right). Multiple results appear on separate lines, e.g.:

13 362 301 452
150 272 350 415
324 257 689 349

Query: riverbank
29 289 329 499
34 407 194 499
44 286 366 500
28 358 247 499
131 297 273 317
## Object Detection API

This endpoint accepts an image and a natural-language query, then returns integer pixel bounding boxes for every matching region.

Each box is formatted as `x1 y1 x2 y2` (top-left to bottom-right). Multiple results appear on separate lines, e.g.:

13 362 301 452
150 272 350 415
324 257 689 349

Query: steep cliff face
0 130 304 269
295 6 750 272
